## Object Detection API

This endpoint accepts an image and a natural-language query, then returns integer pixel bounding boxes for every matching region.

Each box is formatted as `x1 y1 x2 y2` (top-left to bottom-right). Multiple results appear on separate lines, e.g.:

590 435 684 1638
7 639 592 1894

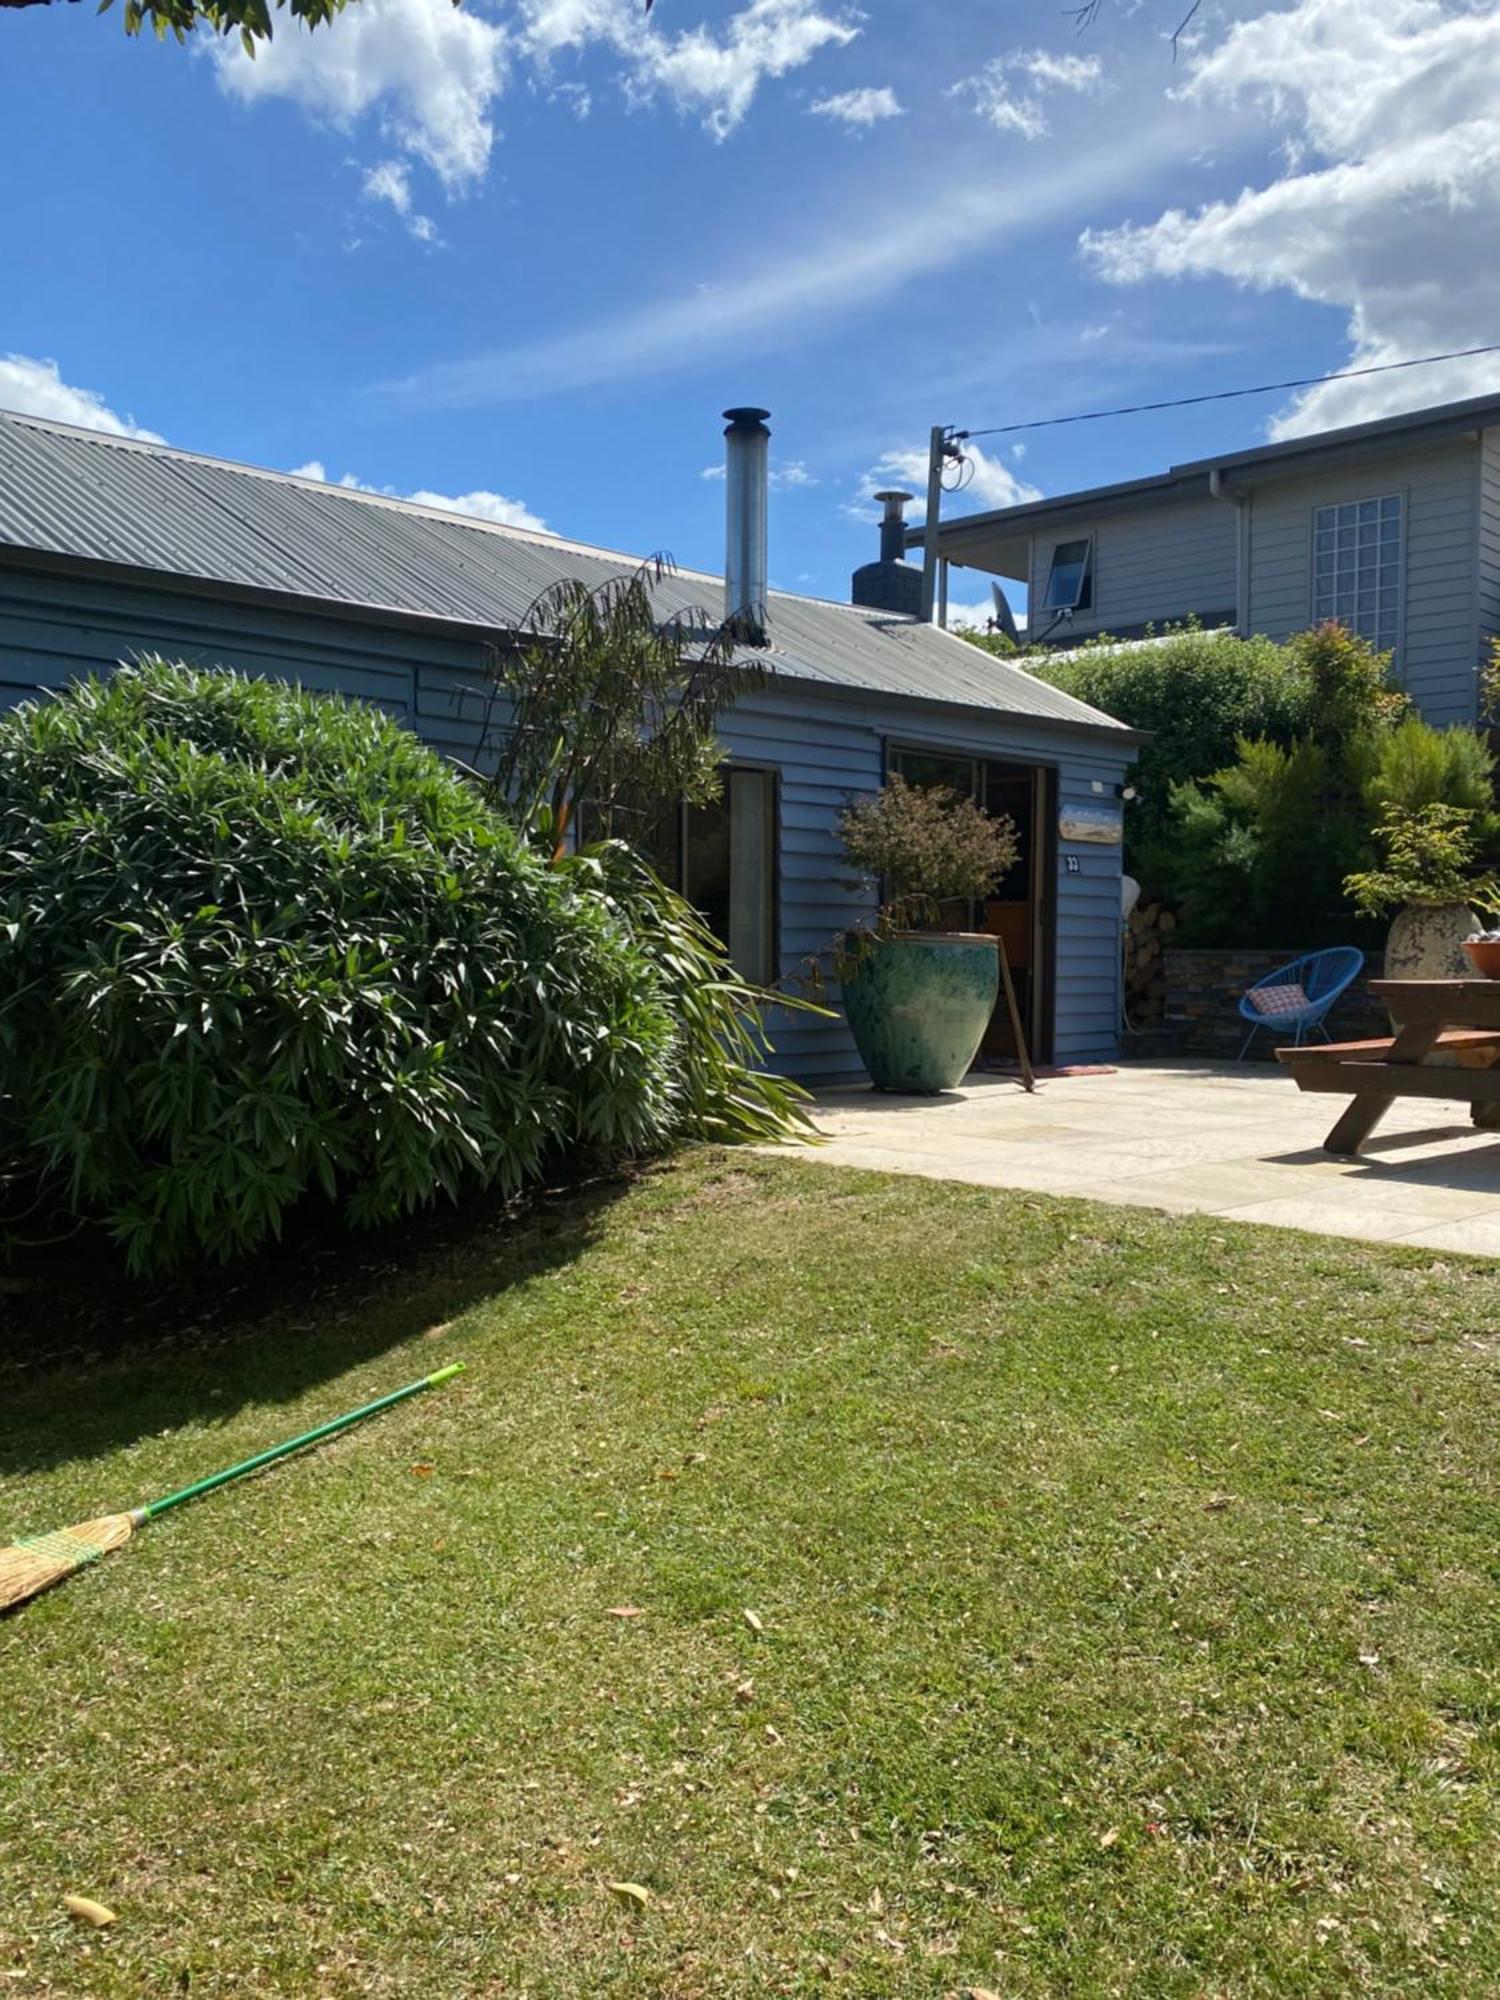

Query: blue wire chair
1237 946 1365 1060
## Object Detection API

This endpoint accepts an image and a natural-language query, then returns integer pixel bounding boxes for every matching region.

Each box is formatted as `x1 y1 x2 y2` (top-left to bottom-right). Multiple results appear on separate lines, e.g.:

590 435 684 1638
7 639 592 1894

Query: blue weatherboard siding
0 561 1133 1079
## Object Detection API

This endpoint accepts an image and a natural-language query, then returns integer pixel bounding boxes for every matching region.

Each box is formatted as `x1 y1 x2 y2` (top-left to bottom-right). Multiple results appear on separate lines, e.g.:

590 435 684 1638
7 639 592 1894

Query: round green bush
0 660 714 1271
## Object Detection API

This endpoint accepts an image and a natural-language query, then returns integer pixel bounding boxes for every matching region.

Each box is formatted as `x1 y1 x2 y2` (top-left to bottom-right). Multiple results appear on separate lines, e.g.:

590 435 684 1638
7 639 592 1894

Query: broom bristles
0 1514 135 1613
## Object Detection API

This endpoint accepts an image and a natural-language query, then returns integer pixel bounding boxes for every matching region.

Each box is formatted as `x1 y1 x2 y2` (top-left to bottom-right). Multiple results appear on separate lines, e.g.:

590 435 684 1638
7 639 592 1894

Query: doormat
982 1060 1118 1079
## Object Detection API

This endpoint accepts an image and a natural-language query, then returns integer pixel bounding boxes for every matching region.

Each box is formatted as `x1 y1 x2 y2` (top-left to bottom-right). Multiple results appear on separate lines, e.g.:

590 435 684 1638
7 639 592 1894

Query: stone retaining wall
1129 947 1386 1061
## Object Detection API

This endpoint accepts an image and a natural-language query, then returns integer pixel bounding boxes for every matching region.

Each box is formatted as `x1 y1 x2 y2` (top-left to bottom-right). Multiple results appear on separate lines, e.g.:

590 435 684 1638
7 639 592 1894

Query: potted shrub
835 775 1018 1093
1345 803 1500 986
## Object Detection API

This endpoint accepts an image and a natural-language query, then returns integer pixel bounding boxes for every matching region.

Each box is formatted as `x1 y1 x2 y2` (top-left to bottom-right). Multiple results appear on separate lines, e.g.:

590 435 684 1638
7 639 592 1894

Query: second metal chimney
851 488 923 617
723 406 770 638
875 489 911 564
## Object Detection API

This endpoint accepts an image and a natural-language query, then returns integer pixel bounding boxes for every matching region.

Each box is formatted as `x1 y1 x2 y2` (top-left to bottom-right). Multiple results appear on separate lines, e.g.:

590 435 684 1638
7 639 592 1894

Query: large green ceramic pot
841 931 999 1094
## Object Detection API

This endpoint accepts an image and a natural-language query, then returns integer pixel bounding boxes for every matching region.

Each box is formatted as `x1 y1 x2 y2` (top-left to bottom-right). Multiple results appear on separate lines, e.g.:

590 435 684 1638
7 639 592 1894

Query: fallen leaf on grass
63 1896 116 1928
1098 1827 1119 1850
1203 1494 1233 1513
607 1881 652 1909
410 1463 435 1478
743 1608 765 1633
963 1988 1004 2000
606 1606 646 1620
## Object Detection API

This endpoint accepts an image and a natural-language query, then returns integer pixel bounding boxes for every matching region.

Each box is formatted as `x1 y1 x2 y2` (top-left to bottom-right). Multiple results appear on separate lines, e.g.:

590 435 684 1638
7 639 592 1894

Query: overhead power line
952 342 1500 444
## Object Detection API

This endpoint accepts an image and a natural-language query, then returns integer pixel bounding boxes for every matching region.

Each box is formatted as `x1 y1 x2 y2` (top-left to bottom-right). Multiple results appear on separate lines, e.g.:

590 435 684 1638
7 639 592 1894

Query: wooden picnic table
1276 978 1500 1155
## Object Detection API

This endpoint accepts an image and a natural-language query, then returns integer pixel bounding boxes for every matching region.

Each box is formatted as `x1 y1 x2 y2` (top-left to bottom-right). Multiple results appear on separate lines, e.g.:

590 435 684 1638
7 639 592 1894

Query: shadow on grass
0 1171 634 1481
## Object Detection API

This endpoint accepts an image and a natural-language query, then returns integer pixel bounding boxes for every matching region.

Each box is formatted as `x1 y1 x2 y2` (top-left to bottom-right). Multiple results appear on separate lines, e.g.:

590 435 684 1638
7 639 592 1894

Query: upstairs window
1042 536 1093 613
1312 495 1402 656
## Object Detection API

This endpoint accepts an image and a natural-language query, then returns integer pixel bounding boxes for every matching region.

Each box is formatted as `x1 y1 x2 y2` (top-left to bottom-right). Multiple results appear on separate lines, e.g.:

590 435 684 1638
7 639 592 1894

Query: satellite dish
1122 874 1141 920
989 582 1020 644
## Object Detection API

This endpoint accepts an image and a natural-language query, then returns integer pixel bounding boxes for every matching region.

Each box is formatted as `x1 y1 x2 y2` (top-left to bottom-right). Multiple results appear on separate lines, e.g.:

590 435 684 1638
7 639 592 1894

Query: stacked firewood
1124 900 1176 1024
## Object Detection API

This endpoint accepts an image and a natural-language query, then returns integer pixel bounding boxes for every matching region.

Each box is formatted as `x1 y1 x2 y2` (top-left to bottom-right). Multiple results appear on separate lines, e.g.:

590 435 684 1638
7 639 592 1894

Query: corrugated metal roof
0 408 1131 738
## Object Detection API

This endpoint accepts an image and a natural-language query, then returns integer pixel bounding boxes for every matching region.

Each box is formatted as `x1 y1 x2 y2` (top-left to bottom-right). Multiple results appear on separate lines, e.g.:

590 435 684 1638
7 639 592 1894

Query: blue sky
3 0 1497 623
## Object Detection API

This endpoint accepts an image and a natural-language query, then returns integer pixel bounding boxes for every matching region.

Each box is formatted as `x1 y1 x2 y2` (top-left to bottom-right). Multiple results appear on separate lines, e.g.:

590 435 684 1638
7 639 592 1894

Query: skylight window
1043 537 1093 613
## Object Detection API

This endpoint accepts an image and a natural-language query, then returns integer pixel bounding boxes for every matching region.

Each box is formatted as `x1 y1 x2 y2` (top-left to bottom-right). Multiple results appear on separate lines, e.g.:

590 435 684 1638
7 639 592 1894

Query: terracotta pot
840 932 999 1094
1463 937 1500 978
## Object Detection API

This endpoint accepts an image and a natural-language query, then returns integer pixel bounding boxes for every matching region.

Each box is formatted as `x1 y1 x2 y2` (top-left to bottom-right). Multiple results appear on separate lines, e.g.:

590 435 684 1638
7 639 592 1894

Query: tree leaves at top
1 0 359 54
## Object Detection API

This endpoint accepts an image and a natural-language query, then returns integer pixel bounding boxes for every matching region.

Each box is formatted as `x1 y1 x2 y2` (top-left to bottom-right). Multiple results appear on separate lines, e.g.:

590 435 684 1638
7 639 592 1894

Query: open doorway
886 746 1055 1063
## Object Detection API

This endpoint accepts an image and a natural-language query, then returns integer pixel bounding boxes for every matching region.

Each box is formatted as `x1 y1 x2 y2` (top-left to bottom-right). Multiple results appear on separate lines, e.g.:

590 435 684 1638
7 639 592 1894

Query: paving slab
788 1060 1500 1255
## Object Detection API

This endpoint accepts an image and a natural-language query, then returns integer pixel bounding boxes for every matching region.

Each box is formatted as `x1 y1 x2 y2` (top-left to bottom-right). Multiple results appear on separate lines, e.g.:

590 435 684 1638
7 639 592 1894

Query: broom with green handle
0 1362 465 1613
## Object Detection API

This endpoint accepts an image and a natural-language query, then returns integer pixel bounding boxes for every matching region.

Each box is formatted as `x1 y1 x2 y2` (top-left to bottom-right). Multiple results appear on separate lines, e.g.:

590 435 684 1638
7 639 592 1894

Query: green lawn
3 1155 1498 1997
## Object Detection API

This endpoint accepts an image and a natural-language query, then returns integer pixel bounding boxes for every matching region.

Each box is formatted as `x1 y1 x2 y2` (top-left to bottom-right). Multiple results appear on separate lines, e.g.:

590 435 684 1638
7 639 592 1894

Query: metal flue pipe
723 406 770 639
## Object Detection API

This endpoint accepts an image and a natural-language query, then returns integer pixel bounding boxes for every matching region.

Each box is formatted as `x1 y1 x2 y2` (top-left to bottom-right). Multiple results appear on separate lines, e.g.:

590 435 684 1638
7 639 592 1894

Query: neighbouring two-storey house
911 392 1500 727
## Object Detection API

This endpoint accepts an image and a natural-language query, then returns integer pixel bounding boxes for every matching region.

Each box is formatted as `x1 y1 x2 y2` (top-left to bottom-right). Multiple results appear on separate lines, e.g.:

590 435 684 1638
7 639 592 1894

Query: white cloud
700 457 818 487
633 0 857 138
289 458 546 531
951 47 1103 141
946 596 1005 634
856 440 1042 517
406 487 547 529
360 157 440 242
212 0 856 226
362 159 411 211
1081 0 1500 434
0 354 163 441
211 0 509 191
808 84 903 129
522 0 859 141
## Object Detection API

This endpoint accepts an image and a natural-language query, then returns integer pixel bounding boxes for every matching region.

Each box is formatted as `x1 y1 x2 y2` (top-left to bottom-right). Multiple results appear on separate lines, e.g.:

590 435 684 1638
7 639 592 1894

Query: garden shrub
0 660 804 1272
1153 624 1402 947
836 774 1019 926
1029 624 1310 866
1366 715 1497 831
1345 804 1500 921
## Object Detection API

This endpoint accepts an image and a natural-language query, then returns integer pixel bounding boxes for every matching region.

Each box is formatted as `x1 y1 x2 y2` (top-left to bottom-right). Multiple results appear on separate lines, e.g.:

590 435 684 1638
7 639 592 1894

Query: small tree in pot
835 776 1018 1093
1345 803 1500 983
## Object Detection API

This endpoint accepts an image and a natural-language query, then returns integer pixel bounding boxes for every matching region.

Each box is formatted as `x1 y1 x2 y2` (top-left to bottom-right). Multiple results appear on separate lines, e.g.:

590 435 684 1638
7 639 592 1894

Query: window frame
1308 491 1405 661
1041 535 1094 615
677 761 781 987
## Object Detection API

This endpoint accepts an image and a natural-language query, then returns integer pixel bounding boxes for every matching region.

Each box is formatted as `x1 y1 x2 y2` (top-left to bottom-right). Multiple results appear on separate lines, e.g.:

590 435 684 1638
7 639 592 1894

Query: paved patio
798 1059 1500 1255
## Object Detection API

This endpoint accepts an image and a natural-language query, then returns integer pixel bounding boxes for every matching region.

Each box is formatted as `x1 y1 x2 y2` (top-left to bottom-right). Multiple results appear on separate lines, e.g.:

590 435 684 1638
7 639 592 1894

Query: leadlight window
1312 495 1402 655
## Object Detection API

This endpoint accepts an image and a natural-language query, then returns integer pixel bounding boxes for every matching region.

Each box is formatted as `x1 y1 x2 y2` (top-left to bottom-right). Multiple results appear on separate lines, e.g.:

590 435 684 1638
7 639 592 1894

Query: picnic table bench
1276 979 1500 1154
